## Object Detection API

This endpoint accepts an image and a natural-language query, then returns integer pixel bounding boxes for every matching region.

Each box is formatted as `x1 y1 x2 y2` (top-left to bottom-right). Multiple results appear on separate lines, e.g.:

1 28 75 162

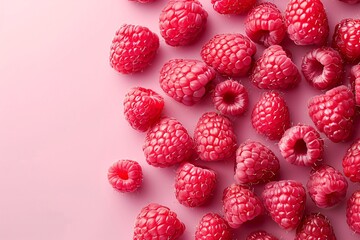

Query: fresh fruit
211 0 256 15
350 64 360 106
246 230 278 240
295 213 336 240
346 190 360 234
342 139 360 182
195 213 232 240
107 160 143 193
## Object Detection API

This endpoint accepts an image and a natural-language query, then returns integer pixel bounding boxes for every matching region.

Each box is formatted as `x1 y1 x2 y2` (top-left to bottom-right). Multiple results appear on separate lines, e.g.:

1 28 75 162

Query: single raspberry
201 33 257 77
222 184 263 229
211 0 256 15
262 180 306 230
195 213 232 240
301 47 343 90
295 213 336 240
159 0 207 46
107 160 142 193
346 190 360 234
133 203 185 239
251 45 300 90
159 59 216 106
194 112 237 161
278 124 324 167
308 85 356 143
343 139 360 182
245 2 286 47
212 80 249 116
251 91 291 140
110 24 159 74
234 141 280 185
350 64 360 106
143 117 193 167
246 230 278 240
339 0 360 3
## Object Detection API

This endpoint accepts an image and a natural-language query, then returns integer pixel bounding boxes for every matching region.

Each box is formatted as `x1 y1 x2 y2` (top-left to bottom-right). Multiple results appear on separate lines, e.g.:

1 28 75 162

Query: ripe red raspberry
251 45 300 89
350 64 360 106
301 47 343 90
212 80 249 116
285 0 329 45
194 112 237 161
234 141 280 185
133 203 185 239
279 124 324 167
342 139 360 182
308 85 356 143
246 230 278 240
339 0 360 3
107 160 142 193
175 162 216 207
262 180 306 230
295 213 336 240
201 33 257 77
222 184 263 229
245 2 286 47
143 117 193 167
159 59 216 106
251 91 291 140
110 24 159 74
346 190 360 234
195 213 232 240
159 0 207 46
211 0 256 15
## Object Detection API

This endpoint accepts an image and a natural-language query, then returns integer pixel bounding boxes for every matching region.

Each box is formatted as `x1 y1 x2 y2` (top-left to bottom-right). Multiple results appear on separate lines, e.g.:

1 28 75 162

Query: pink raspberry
245 2 286 47
110 24 159 74
159 59 216 106
350 64 360 106
107 160 142 193
308 85 356 143
211 0 256 15
159 0 207 46
143 117 193 167
301 47 343 90
251 45 300 89
222 184 263 229
194 112 237 161
343 139 360 182
201 33 257 77
195 213 232 240
246 230 278 240
262 180 306 230
278 124 324 167
234 141 280 185
307 165 348 208
346 190 360 234
133 203 185 239
295 213 336 240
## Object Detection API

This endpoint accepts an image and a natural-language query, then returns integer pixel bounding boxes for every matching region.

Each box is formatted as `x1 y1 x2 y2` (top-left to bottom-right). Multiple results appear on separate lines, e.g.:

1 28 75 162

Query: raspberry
246 230 278 240
251 91 291 140
143 117 193 167
301 47 343 90
251 45 300 90
159 0 207 46
159 59 216 106
133 203 185 239
107 160 142 193
234 141 280 185
211 0 256 15
295 213 336 240
175 162 216 207
212 80 249 116
278 124 324 167
222 184 263 229
308 85 356 143
201 33 257 77
195 213 232 240
285 0 329 45
194 112 237 161
339 0 360 3
262 180 306 230
346 190 360 234
245 2 286 47
350 64 360 106
332 18 360 63
110 24 159 74
343 139 360 182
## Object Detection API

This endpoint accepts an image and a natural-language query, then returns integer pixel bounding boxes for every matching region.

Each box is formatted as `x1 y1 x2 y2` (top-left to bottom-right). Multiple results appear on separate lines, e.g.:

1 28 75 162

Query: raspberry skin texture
133 203 185 239
143 117 193 168
211 0 256 15
107 160 142 193
308 85 356 143
246 230 278 240
195 213 232 240
110 24 159 74
346 190 360 234
342 139 360 182
194 112 237 161
234 141 280 185
245 2 286 47
159 0 207 46
201 33 257 77
159 59 216 106
279 124 324 167
251 45 300 90
350 64 360 106
285 0 329 45
295 213 336 240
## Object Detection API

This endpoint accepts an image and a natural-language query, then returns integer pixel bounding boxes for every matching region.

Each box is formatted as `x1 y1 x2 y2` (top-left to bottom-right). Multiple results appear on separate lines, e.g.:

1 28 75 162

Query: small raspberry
339 0 360 3
346 190 360 234
211 0 256 15
143 117 193 167
107 160 142 193
133 203 185 239
342 139 360 182
194 112 237 161
195 213 232 240
201 33 257 77
295 213 336 240
350 64 360 106
110 24 159 74
246 230 278 240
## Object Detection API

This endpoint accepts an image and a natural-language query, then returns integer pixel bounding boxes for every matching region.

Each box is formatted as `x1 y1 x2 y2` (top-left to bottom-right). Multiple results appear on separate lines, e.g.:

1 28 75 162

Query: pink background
0 0 360 239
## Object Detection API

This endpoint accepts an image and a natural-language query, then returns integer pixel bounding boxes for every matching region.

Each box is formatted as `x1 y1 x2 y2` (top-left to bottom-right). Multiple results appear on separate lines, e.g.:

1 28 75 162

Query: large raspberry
295 213 336 240
107 160 142 193
346 190 360 234
195 213 232 240
246 230 278 240
350 64 360 106
342 139 360 182
211 0 256 15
